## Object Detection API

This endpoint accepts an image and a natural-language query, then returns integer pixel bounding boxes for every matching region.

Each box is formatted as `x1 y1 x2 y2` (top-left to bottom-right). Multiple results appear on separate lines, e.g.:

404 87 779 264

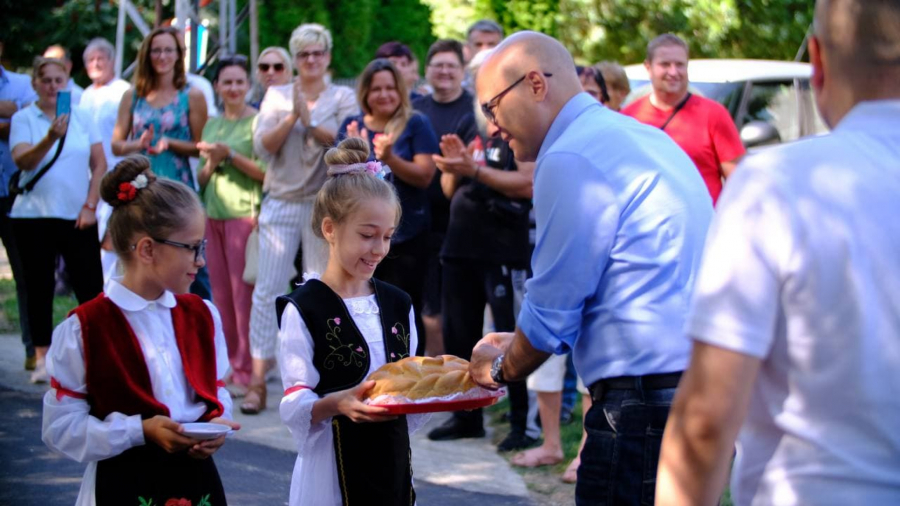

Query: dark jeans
0 197 32 356
576 385 676 506
442 258 528 432
12 218 103 348
190 264 212 301
563 353 578 413
375 233 427 356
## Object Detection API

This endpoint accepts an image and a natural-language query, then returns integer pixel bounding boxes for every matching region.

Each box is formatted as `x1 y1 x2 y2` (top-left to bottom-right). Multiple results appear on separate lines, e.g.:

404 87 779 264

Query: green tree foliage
258 0 434 78
476 0 560 38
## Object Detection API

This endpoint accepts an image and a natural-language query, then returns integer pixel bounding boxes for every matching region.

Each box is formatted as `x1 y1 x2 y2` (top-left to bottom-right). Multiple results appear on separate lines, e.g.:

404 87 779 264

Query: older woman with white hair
80 37 131 285
246 23 357 414
253 46 292 107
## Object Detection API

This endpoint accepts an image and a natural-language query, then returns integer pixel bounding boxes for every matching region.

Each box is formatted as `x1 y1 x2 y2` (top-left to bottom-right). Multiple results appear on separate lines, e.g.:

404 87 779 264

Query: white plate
181 422 232 440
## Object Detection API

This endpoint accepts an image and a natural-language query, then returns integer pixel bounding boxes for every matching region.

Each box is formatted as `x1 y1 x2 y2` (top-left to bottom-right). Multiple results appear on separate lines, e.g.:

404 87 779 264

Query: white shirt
187 73 218 117
66 78 84 106
279 285 426 506
42 279 233 506
687 100 900 505
9 103 101 219
80 78 130 173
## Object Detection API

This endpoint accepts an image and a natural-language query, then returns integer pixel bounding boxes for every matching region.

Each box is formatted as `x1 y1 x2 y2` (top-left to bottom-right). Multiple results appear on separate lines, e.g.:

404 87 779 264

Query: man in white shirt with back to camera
657 1 900 505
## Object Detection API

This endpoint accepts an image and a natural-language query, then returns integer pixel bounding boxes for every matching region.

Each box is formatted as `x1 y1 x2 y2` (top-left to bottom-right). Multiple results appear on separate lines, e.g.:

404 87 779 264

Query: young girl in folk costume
42 156 239 506
278 137 427 506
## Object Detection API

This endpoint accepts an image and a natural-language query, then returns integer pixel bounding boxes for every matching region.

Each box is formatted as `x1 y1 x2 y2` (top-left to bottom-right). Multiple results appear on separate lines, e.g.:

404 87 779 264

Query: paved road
0 387 531 505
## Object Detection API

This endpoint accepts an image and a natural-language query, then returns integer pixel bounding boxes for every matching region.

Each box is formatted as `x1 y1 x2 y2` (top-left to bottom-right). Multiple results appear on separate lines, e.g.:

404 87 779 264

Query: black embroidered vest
276 278 416 505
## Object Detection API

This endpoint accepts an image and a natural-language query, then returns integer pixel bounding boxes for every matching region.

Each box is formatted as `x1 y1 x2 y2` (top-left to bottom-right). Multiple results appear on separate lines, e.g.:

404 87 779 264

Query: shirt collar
834 99 900 133
106 278 177 311
537 92 601 162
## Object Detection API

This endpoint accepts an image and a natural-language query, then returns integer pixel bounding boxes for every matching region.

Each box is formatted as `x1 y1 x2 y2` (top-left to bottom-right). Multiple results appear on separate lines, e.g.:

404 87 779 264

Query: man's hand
187 417 240 460
469 332 515 390
75 207 97 230
433 134 478 178
0 99 18 119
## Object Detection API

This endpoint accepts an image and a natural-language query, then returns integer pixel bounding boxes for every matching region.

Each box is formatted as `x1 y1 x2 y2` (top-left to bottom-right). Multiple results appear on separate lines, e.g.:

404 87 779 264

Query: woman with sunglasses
196 55 265 399
337 58 440 354
253 47 292 108
247 23 357 414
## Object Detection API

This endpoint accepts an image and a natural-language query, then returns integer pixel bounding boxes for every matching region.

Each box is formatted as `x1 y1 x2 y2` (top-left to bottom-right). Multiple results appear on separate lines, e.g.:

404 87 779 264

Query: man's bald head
474 32 584 161
480 31 581 94
815 0 900 84
810 0 900 126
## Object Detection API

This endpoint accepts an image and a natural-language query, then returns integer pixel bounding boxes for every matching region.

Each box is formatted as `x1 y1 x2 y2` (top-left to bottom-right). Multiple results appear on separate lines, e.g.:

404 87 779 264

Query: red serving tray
371 394 502 415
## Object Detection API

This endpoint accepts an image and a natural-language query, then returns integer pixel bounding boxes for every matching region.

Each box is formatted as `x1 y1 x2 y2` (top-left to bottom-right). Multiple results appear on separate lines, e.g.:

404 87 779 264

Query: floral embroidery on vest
390 323 411 360
323 317 367 370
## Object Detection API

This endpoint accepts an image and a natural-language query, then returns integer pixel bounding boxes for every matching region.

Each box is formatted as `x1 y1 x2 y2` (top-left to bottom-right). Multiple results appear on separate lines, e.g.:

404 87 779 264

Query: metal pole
115 0 126 77
229 0 237 54
219 0 227 55
250 0 258 70
190 0 199 73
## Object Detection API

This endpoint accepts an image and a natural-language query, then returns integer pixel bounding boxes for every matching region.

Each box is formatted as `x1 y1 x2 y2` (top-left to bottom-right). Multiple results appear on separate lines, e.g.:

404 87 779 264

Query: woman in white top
246 23 357 414
9 56 105 384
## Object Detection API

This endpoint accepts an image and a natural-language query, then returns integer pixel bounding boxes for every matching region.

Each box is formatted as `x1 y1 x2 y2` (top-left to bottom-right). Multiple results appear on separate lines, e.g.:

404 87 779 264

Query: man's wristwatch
490 354 506 385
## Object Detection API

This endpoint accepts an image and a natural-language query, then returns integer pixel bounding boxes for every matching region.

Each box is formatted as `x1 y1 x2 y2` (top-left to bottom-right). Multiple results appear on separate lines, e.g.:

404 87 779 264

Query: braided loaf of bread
364 355 479 400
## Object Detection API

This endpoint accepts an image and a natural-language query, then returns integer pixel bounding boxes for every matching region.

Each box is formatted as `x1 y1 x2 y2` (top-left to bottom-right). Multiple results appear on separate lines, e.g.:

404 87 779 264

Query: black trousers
11 218 103 348
375 232 427 356
442 258 529 432
0 197 32 356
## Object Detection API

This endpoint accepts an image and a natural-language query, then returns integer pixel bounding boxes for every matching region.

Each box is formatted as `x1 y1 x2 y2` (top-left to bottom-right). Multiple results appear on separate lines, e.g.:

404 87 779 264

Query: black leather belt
588 371 683 403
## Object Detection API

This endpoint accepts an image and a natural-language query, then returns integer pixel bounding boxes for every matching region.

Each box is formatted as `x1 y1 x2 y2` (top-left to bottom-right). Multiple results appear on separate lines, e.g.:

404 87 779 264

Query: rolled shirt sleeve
517 152 619 355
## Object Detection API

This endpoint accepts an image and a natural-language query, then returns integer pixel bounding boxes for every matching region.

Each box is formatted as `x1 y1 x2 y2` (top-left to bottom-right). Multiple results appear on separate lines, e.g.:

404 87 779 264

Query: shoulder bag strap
21 130 68 194
659 92 692 131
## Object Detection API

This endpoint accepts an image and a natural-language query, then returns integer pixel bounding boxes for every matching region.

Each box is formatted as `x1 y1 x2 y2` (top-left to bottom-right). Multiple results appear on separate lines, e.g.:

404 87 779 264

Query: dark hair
426 39 464 67
646 33 689 63
357 59 412 136
312 138 401 239
467 19 504 40
100 156 202 259
375 41 413 62
214 54 249 83
576 65 610 104
135 26 187 97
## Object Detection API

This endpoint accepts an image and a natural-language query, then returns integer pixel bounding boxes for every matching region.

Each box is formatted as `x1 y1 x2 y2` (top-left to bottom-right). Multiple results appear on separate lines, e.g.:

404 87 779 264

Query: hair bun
325 137 370 167
100 156 156 207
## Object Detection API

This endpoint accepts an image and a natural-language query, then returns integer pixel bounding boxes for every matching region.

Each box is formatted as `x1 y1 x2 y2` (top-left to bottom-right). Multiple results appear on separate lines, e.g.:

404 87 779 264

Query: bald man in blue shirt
468 32 713 505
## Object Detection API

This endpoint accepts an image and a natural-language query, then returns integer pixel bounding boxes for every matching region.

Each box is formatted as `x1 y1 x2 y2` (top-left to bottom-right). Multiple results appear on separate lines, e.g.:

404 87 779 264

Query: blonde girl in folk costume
41 156 239 505
278 137 428 505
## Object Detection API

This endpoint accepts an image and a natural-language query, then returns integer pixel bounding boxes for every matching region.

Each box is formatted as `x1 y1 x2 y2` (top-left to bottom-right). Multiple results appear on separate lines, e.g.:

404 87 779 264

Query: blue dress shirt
0 66 38 197
517 93 714 386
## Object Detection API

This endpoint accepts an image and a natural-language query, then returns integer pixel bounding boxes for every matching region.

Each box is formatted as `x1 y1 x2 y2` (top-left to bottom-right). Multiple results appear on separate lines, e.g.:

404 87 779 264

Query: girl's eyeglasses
152 238 207 262
258 62 285 73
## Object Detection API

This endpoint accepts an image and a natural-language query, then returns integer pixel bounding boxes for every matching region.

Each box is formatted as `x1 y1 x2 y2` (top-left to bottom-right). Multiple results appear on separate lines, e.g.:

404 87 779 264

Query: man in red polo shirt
623 34 745 205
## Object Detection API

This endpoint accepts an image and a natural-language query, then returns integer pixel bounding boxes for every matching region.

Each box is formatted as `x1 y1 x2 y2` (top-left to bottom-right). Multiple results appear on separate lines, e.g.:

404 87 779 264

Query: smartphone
56 90 71 117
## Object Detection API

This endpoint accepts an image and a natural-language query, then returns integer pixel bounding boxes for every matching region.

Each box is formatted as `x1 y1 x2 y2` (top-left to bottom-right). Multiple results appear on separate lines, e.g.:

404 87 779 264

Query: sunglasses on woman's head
258 62 285 73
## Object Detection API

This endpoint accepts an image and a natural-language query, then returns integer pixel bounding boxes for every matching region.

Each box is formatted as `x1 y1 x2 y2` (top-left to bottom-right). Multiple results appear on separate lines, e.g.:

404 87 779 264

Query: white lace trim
346 296 380 315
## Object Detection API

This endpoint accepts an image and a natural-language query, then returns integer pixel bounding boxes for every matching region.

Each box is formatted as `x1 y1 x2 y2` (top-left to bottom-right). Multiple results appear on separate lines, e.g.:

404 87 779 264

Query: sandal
240 381 267 415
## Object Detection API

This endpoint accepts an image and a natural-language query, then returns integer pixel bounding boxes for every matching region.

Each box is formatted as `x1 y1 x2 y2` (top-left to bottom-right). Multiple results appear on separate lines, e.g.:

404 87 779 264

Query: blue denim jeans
576 385 676 506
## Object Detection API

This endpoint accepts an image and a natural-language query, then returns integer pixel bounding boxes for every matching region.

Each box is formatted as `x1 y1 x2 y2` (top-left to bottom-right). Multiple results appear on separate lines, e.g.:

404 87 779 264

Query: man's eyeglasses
481 72 553 124
152 238 207 263
428 63 461 72
296 50 326 60
258 62 285 73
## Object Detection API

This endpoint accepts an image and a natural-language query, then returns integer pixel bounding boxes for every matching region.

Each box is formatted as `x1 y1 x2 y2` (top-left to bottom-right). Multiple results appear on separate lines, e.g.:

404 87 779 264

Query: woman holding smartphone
9 56 105 383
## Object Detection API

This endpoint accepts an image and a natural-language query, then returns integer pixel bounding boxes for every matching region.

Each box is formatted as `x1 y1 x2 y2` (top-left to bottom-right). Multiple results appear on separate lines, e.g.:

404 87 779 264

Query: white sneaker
30 360 48 384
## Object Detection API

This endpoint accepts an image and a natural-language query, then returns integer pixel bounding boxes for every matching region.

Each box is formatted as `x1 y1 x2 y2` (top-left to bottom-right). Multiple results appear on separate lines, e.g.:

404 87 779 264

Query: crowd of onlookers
5 0 900 503
0 16 743 481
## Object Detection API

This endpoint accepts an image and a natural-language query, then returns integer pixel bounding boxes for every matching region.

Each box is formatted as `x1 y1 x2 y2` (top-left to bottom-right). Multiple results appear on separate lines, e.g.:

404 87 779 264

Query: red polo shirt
623 94 745 204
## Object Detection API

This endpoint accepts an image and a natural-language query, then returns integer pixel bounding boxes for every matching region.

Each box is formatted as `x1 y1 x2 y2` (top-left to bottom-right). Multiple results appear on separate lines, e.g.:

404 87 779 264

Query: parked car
623 59 829 148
